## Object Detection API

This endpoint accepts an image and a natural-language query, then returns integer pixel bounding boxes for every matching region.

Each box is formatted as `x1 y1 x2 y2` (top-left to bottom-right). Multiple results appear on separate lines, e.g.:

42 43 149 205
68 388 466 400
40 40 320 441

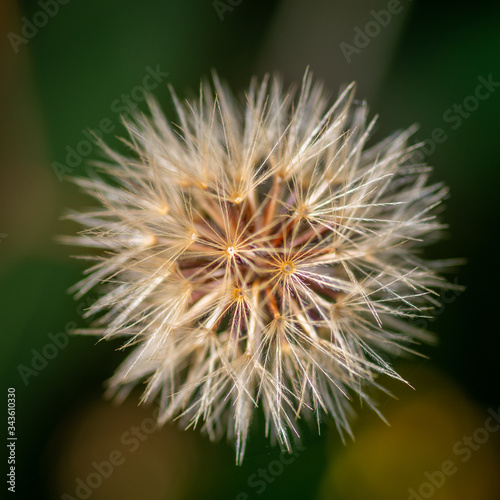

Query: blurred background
1 0 500 499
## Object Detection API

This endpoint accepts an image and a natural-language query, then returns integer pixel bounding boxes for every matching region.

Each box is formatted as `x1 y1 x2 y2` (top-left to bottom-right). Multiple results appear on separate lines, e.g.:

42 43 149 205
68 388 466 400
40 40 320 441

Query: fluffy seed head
66 72 455 463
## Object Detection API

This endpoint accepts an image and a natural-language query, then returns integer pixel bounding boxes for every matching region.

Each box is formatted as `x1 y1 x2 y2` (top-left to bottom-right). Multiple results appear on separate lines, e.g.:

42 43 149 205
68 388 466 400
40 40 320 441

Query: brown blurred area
0 0 58 269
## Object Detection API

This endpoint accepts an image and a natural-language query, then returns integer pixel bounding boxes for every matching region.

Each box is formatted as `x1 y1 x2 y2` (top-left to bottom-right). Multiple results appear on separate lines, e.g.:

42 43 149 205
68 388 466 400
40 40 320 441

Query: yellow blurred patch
318 365 500 500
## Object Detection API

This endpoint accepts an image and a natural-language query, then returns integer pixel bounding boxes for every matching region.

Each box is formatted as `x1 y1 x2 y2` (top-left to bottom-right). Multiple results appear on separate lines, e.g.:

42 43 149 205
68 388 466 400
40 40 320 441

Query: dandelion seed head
233 287 245 301
67 71 456 464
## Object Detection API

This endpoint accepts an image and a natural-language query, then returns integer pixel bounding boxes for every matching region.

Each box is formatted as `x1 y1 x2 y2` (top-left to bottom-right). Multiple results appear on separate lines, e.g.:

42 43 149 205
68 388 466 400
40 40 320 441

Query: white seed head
67 71 455 464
